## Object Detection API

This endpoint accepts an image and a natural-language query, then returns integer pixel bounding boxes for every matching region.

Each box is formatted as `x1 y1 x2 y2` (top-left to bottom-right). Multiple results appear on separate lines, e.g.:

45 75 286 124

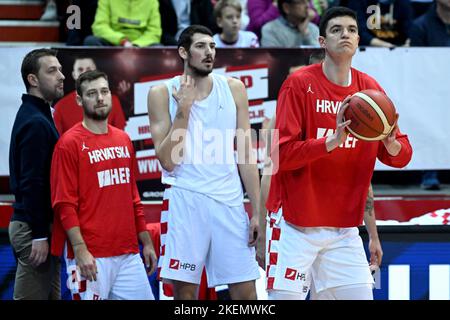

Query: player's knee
172 281 199 300
228 281 257 300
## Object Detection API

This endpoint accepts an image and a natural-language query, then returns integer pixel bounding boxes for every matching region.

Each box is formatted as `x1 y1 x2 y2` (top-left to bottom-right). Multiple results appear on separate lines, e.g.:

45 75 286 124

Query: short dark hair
278 0 308 18
319 6 358 37
72 55 96 67
177 25 213 51
21 48 58 91
76 70 108 96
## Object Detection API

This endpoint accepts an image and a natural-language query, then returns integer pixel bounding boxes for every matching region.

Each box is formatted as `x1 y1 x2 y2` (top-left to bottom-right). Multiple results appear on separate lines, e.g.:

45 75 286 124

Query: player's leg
109 253 154 300
228 280 257 300
172 280 200 300
207 202 260 299
314 284 373 300
311 227 374 300
158 187 210 300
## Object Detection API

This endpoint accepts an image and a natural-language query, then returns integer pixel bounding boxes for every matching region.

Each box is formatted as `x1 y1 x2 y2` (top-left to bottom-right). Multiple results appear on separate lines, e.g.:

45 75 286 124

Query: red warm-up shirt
50 123 147 258
271 63 413 228
53 91 126 135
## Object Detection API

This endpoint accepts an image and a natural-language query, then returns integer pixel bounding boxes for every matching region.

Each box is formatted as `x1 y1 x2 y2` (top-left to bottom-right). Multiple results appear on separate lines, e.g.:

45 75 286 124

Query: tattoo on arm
365 193 374 216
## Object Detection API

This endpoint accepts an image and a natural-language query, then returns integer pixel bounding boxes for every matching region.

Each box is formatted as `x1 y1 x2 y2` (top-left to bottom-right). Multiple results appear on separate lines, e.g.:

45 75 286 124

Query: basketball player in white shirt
147 25 261 300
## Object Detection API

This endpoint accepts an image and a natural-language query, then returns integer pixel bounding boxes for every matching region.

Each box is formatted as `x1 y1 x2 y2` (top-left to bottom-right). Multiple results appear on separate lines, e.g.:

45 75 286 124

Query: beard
41 83 64 102
188 61 213 77
187 52 213 77
83 104 111 121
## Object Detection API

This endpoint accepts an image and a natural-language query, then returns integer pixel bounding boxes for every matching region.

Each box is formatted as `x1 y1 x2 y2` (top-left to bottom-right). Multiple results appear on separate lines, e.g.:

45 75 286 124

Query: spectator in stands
9 48 64 300
308 0 322 25
66 0 99 46
247 0 280 40
410 0 434 19
53 56 126 135
311 0 328 17
84 0 162 47
261 0 320 47
410 0 450 190
410 0 450 47
39 0 71 42
240 0 251 30
213 0 260 47
159 0 178 45
214 0 250 29
346 0 413 47
170 0 219 41
309 0 341 24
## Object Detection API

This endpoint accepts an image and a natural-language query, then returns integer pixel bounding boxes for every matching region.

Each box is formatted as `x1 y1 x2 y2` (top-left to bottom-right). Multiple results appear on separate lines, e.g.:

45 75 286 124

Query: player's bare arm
147 75 195 171
326 95 352 152
228 77 261 247
257 116 276 267
138 231 157 275
363 184 383 268
66 226 97 281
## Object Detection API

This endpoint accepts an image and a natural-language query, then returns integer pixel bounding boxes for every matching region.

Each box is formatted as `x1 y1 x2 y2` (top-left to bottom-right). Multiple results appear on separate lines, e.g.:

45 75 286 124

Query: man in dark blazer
8 48 65 299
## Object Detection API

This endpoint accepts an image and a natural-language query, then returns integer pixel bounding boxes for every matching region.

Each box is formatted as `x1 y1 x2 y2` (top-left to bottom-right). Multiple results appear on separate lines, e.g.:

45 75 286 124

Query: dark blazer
9 94 59 239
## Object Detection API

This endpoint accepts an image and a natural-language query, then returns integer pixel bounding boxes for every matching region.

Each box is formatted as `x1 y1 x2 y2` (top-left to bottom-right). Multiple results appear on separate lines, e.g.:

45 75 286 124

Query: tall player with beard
148 25 261 300
50 70 157 300
268 7 412 300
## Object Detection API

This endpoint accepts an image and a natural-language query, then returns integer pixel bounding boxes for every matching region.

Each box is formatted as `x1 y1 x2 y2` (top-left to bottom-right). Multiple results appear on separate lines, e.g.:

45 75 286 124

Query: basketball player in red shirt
268 7 412 300
50 70 157 300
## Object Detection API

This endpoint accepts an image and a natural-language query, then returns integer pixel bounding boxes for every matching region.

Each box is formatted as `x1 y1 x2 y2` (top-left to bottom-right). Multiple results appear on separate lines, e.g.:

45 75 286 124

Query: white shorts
158 186 260 287
266 210 373 298
65 253 154 300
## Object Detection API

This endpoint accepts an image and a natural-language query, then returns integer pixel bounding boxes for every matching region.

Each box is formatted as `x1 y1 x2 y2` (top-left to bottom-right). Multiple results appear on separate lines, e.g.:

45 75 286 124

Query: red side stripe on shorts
267 277 274 290
161 244 165 256
162 199 169 211
269 218 276 228
72 293 81 300
160 222 168 234
79 280 86 293
271 228 280 241
269 252 278 265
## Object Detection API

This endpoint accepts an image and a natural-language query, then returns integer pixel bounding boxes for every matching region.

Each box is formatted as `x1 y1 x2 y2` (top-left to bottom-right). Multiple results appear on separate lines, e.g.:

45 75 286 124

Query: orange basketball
344 89 397 141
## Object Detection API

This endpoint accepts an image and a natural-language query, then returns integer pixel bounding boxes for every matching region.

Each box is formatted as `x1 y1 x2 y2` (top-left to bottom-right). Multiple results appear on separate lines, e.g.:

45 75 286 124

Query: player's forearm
238 163 261 219
363 186 379 241
258 172 270 239
157 107 191 171
138 230 153 247
259 172 271 221
278 137 329 171
66 226 87 251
